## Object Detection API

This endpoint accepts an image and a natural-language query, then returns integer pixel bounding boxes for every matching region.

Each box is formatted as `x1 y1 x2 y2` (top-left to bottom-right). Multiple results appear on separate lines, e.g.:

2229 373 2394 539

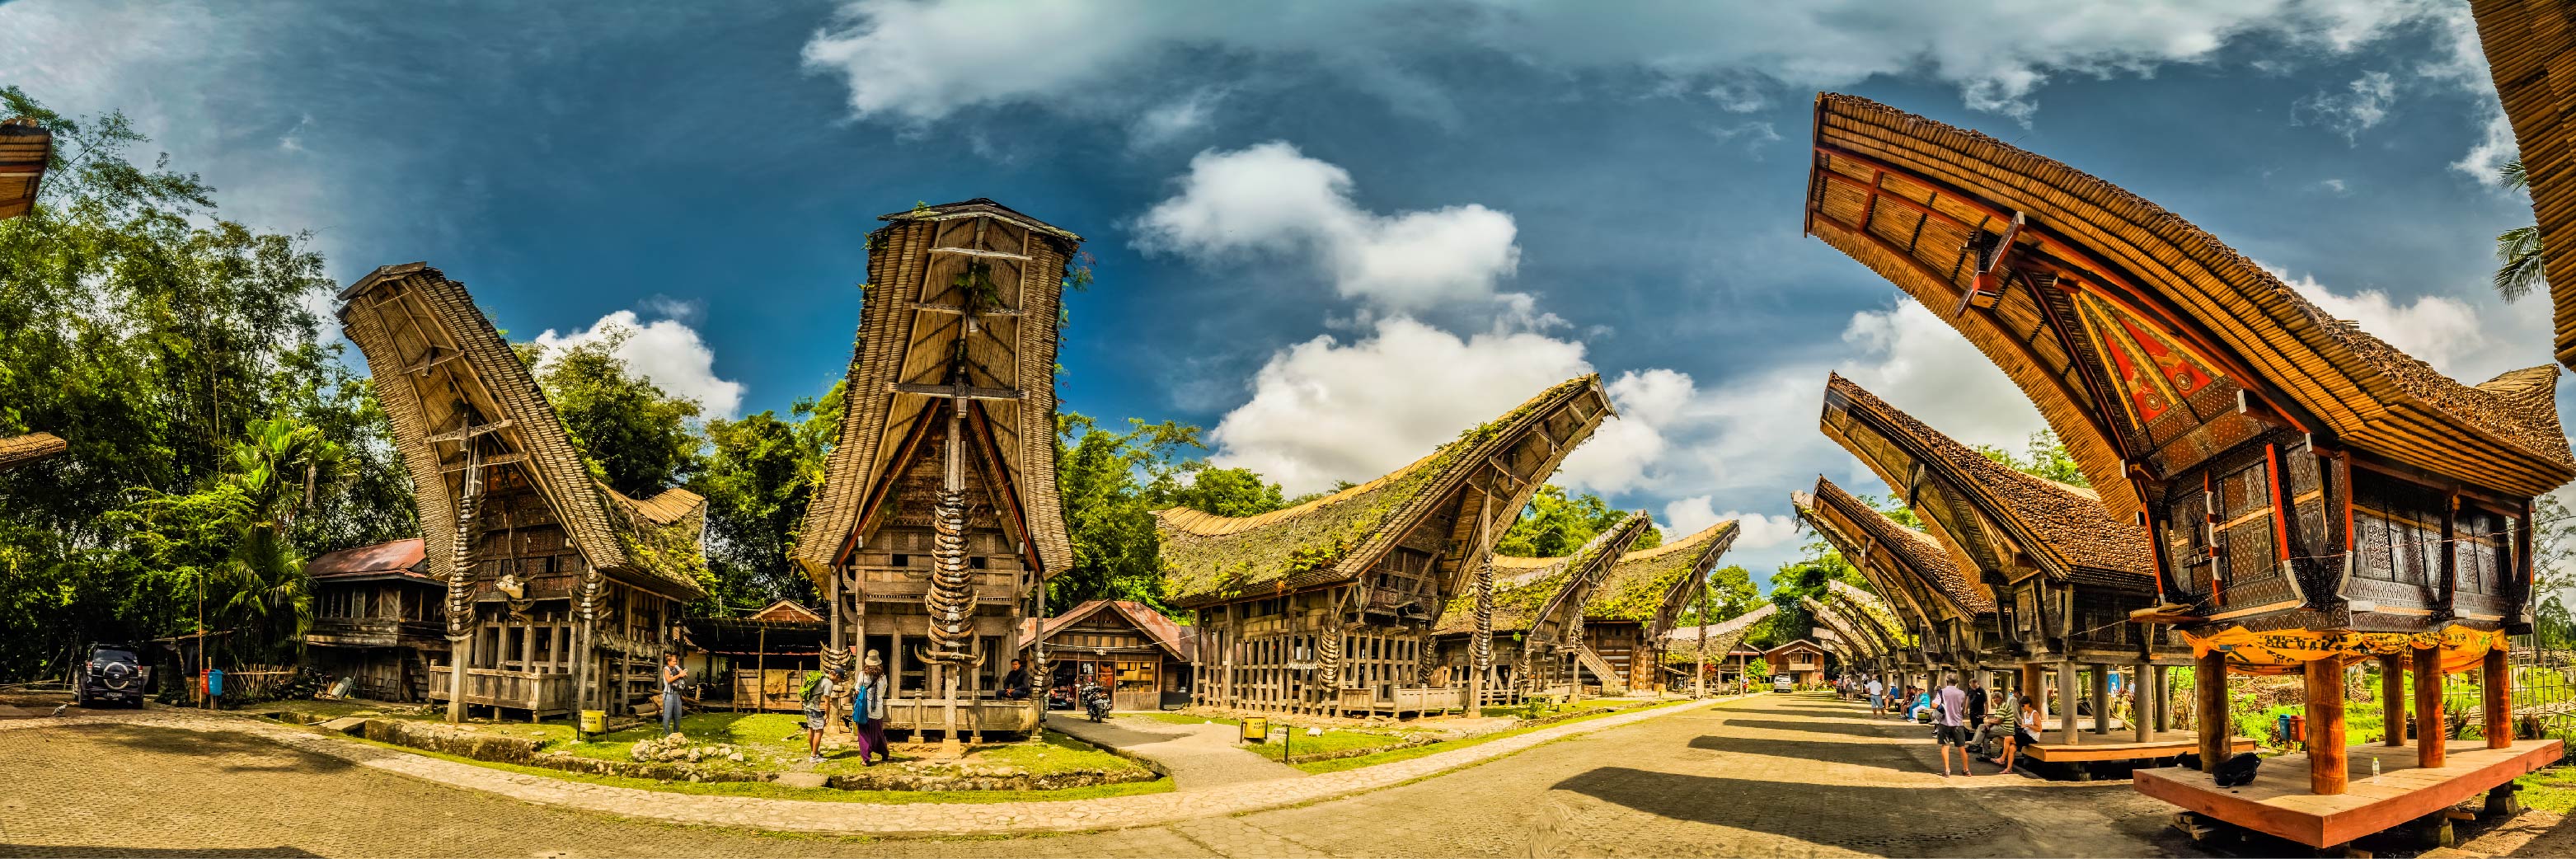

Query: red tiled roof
304 538 430 580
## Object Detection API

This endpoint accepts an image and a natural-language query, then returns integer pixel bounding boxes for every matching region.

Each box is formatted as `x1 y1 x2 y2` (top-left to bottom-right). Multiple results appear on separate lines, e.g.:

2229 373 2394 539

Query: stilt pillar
2306 656 2348 796
2133 660 2153 743
2057 660 2080 745
2414 645 2445 769
2090 664 2112 735
2196 649 2228 772
2379 654 2407 746
2485 641 2513 749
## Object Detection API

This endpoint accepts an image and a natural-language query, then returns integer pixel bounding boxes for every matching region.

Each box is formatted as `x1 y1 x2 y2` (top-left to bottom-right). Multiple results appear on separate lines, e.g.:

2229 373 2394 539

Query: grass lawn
1136 712 1236 727
2517 766 2576 814
533 712 1146 778
343 734 1174 804
1244 726 1414 763
1296 698 1692 774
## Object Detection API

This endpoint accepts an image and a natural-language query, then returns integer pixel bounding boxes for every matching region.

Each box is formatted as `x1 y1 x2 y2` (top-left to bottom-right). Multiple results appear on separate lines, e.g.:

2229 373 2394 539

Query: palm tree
2498 157 2547 303
217 417 342 660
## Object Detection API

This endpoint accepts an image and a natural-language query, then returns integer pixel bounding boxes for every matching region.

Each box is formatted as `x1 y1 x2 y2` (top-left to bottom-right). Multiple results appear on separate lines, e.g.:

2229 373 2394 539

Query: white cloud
2456 106 2521 187
1129 88 1224 148
1206 316 1589 495
2268 263 2549 383
1834 299 2049 452
2295 70 2397 140
1661 496 1802 550
801 0 2472 126
532 309 746 418
1133 141 1521 312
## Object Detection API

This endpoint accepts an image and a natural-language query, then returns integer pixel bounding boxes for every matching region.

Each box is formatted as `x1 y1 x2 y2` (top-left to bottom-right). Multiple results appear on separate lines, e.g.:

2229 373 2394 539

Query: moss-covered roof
1156 375 1604 608
1433 509 1650 636
1583 519 1740 626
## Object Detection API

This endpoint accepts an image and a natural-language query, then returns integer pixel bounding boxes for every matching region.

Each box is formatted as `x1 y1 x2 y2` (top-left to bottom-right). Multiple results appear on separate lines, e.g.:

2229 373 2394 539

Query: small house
302 537 446 701
1023 599 1192 711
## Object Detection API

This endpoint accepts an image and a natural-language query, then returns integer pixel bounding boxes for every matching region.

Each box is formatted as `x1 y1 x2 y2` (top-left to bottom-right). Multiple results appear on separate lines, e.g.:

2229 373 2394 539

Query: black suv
74 645 150 708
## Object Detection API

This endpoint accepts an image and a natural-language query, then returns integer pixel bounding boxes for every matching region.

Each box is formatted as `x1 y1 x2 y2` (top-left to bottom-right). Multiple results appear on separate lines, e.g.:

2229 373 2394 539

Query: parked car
74 644 151 708
1772 674 1795 693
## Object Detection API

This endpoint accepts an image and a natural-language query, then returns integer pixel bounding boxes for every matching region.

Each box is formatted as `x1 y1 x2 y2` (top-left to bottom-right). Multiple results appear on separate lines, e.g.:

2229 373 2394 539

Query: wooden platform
2029 729 2256 763
2133 739 2563 847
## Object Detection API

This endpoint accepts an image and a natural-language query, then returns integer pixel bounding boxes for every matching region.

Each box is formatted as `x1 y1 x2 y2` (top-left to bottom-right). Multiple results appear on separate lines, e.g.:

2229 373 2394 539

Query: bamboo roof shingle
1822 373 2151 589
1582 519 1741 630
1157 374 1613 610
0 117 49 221
0 431 66 471
1433 509 1651 636
793 199 1082 585
1805 93 2574 516
1795 478 1992 621
2471 0 2576 368
336 262 707 600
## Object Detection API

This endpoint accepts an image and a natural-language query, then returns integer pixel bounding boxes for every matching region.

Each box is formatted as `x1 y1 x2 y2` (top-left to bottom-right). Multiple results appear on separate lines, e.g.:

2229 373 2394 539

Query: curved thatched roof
1825 579 1912 654
793 199 1082 584
1583 519 1740 631
2471 0 2576 368
1795 478 1990 624
1660 602 1776 664
0 432 66 471
336 262 706 599
0 117 49 221
1156 374 1613 610
1822 373 2150 589
1433 509 1651 636
1805 93 2571 516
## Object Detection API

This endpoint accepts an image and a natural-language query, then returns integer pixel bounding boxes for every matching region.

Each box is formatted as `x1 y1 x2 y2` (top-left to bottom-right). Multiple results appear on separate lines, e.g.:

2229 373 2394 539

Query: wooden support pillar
2057 660 2080 745
2380 655 2406 746
2414 645 2445 769
2133 660 2153 742
2152 665 2170 732
2306 656 2348 796
2020 663 2042 713
2485 641 2513 749
2196 649 2228 772
2090 664 2112 735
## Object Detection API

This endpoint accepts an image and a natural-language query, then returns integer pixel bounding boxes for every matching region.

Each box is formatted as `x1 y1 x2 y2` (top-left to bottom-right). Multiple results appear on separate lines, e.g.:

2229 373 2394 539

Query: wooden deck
2027 729 2256 764
2133 739 2563 847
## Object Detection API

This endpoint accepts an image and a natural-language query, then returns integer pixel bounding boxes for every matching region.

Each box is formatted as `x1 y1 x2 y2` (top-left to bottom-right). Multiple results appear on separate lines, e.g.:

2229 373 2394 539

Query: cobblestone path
0 693 2217 857
1043 713 1302 791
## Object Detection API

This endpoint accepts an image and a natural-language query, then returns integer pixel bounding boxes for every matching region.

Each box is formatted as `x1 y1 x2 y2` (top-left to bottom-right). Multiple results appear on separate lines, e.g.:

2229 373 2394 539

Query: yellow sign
2179 625 2508 675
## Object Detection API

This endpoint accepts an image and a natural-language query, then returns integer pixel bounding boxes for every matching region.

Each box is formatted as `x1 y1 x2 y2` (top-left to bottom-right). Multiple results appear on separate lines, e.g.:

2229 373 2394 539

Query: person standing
1934 674 1972 777
1965 675 1988 733
857 651 890 765
846 659 879 764
1865 674 1887 718
802 669 839 763
659 654 686 736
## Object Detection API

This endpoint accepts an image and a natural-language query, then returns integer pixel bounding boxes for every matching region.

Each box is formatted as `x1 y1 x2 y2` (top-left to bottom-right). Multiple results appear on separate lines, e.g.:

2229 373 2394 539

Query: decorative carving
919 487 978 665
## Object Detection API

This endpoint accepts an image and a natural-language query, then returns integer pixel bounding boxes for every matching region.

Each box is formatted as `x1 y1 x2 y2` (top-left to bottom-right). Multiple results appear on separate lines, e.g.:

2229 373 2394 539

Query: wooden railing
427 668 572 716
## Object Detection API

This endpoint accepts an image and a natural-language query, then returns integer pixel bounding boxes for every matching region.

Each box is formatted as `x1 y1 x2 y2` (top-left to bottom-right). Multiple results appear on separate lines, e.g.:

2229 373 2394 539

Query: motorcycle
1078 679 1112 723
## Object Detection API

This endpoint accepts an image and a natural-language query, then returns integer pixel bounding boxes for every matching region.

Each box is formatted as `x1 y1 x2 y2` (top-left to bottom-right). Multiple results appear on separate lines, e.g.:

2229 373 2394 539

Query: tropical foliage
1973 430 2087 487
1053 413 1290 613
1495 484 1663 557
2498 157 2546 303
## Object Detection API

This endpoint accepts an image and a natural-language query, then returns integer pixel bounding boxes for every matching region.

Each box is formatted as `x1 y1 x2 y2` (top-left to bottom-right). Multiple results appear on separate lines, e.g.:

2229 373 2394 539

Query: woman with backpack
801 669 838 763
854 651 890 765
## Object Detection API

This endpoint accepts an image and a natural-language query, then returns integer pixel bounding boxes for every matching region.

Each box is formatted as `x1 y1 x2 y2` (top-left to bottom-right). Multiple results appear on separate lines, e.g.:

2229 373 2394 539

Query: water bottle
2370 757 2381 778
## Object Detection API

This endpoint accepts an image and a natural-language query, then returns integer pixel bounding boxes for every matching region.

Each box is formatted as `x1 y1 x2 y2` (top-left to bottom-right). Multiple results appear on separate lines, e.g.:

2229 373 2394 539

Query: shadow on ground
1548 767 2016 854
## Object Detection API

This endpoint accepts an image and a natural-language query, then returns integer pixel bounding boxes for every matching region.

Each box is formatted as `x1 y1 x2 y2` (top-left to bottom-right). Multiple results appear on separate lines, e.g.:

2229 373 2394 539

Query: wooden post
2057 660 2080 745
2020 663 2042 714
2380 654 2405 746
2152 665 2170 732
2306 656 2348 796
2414 645 2445 768
2133 660 2153 742
2090 664 2112 735
2485 641 2513 749
2196 649 2228 772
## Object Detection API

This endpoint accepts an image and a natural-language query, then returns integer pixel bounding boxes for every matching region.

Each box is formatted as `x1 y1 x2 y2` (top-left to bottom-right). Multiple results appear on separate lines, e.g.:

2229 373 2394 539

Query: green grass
1293 698 1692 774
1246 727 1413 762
534 712 1144 777
339 733 1174 804
2518 766 2576 814
1136 712 1236 726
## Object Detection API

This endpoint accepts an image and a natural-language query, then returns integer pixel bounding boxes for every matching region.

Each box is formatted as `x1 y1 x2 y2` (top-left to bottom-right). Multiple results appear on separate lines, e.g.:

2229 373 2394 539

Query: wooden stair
1575 645 1626 695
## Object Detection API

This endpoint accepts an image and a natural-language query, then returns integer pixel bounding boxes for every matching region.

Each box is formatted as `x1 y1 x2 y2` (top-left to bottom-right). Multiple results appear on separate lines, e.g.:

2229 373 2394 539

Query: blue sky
4 0 2556 588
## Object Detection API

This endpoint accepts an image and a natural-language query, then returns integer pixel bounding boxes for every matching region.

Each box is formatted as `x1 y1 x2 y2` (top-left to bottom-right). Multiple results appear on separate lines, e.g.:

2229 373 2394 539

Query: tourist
659 653 686 735
1965 676 1988 730
1933 674 1971 777
1001 658 1031 700
1993 697 2041 774
1865 674 1886 717
802 668 838 763
847 658 880 765
857 650 891 764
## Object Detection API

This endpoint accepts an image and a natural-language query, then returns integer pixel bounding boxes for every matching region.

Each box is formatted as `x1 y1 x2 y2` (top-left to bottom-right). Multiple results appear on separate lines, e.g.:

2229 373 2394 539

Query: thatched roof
1805 93 2573 517
1821 373 2151 589
1802 594 1882 660
0 117 49 221
2473 0 2576 368
1795 478 1992 621
1157 374 1613 610
1825 579 1912 653
1433 509 1651 636
336 262 707 599
0 432 66 471
1583 519 1740 630
793 199 1082 584
1021 599 1190 662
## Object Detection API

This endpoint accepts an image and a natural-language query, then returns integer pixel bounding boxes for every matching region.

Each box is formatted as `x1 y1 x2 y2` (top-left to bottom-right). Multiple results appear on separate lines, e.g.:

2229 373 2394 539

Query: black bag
2214 752 2261 787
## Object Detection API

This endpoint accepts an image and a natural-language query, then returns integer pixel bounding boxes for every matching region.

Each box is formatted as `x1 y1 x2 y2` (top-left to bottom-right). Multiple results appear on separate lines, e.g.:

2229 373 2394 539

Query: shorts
1935 723 1969 746
805 708 827 730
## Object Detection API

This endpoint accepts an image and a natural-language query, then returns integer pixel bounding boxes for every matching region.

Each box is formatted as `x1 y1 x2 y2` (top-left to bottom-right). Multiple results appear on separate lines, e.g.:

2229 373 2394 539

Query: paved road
1044 714 1304 791
0 693 2216 857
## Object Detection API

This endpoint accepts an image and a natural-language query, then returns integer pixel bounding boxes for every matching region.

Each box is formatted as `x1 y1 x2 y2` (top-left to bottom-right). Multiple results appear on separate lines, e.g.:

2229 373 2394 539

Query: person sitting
1000 658 1031 700
1992 697 2041 774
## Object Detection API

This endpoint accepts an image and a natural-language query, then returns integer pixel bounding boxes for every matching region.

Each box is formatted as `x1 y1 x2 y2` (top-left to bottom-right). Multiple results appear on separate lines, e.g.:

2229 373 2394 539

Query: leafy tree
695 405 823 613
2498 157 2546 303
1052 412 1292 613
526 328 703 498
1495 484 1663 556
1974 430 2087 487
0 88 412 679
1674 563 1761 627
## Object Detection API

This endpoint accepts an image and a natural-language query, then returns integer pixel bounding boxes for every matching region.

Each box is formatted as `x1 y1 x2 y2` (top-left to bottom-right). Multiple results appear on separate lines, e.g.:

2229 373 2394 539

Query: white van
1772 674 1795 692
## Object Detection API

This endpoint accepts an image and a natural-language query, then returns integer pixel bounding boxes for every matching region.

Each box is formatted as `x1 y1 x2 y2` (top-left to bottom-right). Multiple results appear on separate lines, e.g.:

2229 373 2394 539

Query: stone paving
1043 713 1303 791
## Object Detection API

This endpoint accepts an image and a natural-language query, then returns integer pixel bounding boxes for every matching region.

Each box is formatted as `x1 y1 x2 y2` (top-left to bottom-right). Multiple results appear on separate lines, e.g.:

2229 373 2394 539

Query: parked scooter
1078 678 1112 722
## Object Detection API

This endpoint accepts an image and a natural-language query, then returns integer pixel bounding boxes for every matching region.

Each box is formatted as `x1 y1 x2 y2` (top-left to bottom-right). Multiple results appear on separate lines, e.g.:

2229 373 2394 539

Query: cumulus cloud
802 0 2471 126
532 310 746 418
2294 71 2397 140
1206 316 1590 495
1133 141 1522 312
1660 496 1802 549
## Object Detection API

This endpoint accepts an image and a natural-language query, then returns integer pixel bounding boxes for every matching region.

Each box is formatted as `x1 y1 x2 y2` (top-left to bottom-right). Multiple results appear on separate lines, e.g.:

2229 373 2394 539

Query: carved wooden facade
1161 375 1613 716
791 199 1080 739
1578 519 1740 693
339 264 708 722
1431 510 1651 696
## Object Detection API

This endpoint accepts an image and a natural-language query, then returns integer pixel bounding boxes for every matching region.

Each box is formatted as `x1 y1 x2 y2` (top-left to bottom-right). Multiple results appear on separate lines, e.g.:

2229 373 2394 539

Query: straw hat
863 650 882 668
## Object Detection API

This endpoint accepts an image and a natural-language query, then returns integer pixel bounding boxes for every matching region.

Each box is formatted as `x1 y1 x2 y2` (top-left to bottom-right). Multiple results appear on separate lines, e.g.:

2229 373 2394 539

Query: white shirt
1866 680 1885 695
